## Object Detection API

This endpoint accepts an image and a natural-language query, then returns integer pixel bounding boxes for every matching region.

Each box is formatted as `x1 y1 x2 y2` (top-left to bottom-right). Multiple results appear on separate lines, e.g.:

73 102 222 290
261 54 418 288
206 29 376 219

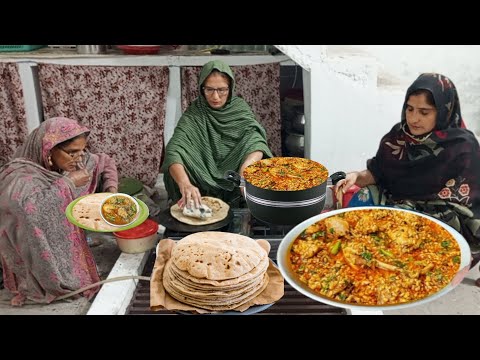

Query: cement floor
0 233 120 315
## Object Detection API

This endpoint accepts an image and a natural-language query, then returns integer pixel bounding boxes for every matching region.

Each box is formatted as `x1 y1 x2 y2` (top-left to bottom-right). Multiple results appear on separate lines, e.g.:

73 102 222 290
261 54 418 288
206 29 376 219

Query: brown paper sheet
150 238 284 314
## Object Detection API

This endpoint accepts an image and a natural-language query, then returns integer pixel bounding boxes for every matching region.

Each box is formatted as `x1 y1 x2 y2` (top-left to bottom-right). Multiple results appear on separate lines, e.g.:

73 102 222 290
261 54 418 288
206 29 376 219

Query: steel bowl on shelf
285 131 304 157
291 109 305 134
76 45 107 54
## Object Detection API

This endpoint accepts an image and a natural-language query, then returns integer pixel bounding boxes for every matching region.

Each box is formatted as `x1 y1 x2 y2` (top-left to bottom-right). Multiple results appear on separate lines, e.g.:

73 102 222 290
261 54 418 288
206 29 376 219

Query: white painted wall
285 45 480 174
328 45 480 135
306 60 383 174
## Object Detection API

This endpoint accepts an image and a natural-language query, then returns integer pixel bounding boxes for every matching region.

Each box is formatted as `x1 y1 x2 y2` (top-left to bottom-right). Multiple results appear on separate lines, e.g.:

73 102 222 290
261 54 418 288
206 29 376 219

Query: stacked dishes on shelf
284 105 305 157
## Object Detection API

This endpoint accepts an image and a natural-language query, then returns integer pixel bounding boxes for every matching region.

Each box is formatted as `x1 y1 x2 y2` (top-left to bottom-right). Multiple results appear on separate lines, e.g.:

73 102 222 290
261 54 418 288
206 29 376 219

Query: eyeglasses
59 147 85 159
203 87 229 97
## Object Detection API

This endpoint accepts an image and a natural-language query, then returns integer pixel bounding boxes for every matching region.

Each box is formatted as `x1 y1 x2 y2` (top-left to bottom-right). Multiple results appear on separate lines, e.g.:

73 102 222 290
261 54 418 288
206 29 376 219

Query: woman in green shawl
162 60 273 209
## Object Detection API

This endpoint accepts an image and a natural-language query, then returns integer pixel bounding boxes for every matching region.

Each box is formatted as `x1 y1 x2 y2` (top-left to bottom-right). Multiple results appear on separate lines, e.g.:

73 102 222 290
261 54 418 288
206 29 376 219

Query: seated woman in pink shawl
334 73 480 274
0 117 118 306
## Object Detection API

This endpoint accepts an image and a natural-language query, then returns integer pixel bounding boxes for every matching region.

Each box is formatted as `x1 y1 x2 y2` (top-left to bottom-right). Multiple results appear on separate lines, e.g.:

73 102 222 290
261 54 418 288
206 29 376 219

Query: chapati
164 260 266 298
171 232 267 280
163 271 269 310
170 196 229 225
155 237 281 313
167 253 269 287
71 193 118 231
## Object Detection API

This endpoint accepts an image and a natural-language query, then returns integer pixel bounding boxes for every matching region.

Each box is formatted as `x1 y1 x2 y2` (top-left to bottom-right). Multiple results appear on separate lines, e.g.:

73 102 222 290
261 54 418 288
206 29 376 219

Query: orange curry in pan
243 157 329 191
288 209 461 306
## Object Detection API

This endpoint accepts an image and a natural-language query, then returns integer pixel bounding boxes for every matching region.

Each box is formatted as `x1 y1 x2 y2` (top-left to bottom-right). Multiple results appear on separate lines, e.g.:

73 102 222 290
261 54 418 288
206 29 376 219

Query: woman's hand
177 182 202 209
105 186 117 193
334 170 375 194
67 169 91 188
334 172 359 194
168 163 203 209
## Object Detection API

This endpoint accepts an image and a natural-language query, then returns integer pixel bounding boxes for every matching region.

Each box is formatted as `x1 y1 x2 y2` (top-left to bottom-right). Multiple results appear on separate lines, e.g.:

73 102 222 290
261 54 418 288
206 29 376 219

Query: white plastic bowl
113 218 159 254
99 193 140 227
114 233 158 254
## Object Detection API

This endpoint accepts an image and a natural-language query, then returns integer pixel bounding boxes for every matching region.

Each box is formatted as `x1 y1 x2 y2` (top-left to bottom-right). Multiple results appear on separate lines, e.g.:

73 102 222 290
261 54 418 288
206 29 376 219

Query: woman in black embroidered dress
334 73 480 279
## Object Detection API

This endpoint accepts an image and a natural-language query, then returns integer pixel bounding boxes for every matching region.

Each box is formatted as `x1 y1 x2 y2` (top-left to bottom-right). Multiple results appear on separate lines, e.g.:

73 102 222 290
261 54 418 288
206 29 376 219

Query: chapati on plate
170 196 229 225
72 193 119 231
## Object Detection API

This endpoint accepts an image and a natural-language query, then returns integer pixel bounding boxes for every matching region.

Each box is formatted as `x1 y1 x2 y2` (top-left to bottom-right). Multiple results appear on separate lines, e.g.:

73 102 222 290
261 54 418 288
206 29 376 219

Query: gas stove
163 208 295 240
126 208 347 315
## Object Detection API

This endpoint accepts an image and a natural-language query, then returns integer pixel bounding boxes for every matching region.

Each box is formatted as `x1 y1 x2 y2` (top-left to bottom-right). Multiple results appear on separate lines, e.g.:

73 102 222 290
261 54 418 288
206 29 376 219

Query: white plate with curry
66 192 149 232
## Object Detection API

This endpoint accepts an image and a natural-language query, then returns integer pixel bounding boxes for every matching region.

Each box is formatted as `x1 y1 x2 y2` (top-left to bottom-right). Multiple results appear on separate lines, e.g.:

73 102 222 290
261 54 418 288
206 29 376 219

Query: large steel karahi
277 206 472 311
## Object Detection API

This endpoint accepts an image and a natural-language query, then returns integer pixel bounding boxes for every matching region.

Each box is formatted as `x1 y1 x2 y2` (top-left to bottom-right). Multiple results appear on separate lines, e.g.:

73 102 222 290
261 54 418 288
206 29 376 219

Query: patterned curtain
181 63 282 156
0 63 27 167
37 64 169 186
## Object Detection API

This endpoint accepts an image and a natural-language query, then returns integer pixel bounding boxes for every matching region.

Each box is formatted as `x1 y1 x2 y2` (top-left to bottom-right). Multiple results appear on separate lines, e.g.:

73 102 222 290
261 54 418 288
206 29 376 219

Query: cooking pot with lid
224 159 346 226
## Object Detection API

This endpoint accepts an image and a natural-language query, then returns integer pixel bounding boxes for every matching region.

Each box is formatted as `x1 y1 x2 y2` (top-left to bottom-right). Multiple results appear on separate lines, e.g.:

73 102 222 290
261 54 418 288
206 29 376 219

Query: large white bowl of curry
277 206 471 311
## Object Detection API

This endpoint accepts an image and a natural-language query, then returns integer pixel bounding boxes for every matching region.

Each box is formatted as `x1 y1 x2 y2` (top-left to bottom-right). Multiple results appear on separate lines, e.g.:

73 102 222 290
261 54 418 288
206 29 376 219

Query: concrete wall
302 45 480 174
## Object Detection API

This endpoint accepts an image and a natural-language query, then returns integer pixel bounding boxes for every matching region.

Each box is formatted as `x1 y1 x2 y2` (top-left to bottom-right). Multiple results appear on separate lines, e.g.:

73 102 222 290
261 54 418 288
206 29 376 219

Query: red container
335 185 360 208
117 45 161 55
113 219 159 253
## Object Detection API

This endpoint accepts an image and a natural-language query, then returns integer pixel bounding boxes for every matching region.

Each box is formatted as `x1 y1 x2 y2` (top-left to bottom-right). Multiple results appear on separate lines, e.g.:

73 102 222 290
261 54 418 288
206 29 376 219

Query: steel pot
285 131 304 157
225 164 343 226
77 45 107 54
291 110 305 134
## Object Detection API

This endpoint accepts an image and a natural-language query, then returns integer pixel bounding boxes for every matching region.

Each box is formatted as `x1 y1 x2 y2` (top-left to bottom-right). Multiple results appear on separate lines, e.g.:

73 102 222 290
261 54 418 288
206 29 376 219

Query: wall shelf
0 47 293 66
2 47 297 148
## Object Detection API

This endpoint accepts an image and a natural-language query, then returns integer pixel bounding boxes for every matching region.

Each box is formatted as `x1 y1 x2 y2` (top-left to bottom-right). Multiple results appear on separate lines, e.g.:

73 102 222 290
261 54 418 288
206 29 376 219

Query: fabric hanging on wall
0 63 27 167
181 63 282 156
37 64 169 186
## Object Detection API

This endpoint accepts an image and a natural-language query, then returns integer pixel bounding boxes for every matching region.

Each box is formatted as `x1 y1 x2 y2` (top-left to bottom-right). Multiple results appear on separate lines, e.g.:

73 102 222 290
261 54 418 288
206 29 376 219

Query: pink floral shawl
0 117 118 306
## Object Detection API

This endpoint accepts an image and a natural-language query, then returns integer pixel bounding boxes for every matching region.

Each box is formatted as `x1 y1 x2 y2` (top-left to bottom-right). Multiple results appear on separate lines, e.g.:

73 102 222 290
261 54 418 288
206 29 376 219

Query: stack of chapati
163 232 270 311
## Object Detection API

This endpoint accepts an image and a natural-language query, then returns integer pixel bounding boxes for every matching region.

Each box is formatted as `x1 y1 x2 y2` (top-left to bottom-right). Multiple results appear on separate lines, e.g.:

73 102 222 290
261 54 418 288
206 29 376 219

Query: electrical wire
0 275 151 305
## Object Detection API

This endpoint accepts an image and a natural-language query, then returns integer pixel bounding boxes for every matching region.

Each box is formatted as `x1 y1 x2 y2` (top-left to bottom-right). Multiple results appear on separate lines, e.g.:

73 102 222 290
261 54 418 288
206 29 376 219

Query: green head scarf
162 60 273 203
197 59 235 104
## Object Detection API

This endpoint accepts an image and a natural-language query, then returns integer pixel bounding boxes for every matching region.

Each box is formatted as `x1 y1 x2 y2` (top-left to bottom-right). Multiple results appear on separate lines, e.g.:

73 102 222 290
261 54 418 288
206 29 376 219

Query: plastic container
113 219 159 253
333 185 360 208
116 45 161 55
0 45 46 52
